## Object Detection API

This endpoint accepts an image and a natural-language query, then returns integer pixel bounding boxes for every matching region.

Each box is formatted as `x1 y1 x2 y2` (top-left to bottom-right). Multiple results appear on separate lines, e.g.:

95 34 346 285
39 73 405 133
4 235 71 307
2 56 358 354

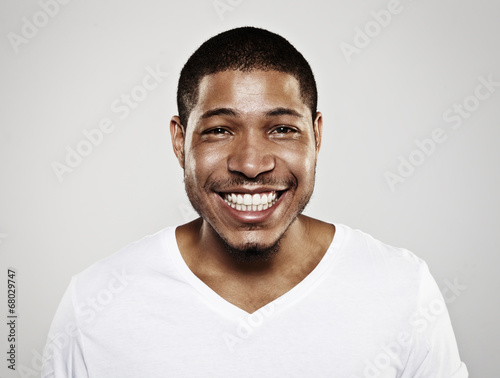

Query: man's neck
175 215 335 313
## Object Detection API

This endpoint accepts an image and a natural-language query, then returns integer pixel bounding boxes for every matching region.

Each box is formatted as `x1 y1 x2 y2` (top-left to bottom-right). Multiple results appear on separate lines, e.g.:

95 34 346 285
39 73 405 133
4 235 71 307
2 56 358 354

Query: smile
222 191 280 212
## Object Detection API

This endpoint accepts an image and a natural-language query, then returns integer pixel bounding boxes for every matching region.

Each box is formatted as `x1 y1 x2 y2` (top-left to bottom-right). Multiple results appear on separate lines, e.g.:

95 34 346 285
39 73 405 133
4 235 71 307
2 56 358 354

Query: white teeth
243 194 252 205
224 191 280 212
252 194 260 205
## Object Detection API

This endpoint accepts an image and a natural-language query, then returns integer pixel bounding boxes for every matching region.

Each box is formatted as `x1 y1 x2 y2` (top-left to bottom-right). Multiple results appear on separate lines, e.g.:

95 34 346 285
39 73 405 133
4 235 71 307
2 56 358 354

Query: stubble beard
183 171 315 263
221 237 282 263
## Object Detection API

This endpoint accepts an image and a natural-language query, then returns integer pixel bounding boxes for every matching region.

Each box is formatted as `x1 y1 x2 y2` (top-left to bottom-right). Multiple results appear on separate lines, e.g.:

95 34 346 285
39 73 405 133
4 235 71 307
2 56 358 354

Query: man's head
171 27 322 262
177 26 317 127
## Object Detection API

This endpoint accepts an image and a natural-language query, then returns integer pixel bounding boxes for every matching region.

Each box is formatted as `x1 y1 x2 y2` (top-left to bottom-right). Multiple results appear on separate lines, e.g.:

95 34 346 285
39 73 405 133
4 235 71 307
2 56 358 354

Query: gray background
1 0 499 376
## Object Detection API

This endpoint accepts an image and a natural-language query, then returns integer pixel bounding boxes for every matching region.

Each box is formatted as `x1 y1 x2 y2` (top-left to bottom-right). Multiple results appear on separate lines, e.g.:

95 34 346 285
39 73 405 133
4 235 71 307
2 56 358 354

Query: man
42 27 468 377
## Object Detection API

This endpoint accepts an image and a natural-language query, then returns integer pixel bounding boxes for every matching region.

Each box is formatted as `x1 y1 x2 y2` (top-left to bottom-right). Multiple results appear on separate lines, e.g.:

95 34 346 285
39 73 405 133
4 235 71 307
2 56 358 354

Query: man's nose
227 135 275 178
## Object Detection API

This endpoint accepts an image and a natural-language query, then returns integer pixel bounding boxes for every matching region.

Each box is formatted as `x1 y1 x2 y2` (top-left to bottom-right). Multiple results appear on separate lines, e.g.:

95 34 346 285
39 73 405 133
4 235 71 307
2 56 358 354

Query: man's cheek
192 145 225 167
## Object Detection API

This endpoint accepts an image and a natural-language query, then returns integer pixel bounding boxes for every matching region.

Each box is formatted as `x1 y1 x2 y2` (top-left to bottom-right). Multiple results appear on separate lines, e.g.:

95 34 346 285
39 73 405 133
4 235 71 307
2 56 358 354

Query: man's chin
222 239 281 263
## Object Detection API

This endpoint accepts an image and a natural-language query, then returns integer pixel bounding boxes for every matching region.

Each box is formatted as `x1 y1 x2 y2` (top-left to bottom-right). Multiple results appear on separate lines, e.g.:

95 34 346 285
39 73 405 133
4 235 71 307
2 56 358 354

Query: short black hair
177 26 318 126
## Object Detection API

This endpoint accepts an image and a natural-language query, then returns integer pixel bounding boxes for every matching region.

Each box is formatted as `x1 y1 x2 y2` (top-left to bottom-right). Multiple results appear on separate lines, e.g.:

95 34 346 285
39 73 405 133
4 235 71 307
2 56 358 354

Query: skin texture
170 70 335 313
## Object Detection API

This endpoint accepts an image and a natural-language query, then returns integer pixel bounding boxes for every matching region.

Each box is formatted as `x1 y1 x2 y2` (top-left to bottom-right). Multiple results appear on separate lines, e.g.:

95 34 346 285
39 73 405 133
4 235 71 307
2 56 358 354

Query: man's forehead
198 69 299 88
191 70 309 119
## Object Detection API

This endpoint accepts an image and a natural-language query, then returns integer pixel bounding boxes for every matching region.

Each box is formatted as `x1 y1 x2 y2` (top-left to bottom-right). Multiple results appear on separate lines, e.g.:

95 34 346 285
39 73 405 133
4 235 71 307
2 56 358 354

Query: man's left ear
170 116 186 169
313 111 323 155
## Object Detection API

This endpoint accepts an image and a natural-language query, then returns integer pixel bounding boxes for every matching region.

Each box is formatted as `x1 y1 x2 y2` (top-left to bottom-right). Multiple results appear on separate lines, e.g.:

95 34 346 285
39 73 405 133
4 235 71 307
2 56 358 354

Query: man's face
171 70 322 257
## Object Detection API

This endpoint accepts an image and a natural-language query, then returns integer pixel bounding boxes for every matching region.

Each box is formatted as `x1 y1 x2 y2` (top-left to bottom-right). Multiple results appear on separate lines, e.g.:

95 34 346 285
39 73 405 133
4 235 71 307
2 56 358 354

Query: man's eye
272 126 296 134
206 128 229 135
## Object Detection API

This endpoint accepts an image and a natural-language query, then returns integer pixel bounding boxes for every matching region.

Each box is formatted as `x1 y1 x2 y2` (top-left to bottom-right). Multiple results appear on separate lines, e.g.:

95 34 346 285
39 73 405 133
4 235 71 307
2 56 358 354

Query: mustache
205 175 296 192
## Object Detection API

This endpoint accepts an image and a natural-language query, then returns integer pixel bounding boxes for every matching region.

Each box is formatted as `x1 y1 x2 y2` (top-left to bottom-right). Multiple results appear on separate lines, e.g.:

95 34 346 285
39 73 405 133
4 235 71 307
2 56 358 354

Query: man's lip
216 187 288 195
215 189 287 222
216 189 286 204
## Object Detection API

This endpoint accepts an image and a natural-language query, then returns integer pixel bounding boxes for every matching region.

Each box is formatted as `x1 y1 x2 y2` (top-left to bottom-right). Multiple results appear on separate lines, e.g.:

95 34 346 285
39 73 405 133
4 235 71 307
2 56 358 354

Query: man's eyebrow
199 107 304 120
265 107 304 118
200 108 240 119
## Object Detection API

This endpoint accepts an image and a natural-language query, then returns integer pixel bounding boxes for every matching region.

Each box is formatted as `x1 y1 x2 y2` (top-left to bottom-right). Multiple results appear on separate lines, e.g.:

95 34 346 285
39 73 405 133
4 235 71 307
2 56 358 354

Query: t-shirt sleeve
41 277 89 378
404 262 468 377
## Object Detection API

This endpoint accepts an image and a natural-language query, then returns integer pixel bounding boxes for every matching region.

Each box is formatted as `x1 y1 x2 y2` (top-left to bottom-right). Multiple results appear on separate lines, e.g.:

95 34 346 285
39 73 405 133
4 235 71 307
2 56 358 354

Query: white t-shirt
42 224 468 377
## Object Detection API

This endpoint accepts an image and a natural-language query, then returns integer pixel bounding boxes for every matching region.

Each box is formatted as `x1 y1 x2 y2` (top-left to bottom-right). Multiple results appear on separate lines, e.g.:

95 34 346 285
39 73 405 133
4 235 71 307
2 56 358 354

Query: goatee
221 239 281 263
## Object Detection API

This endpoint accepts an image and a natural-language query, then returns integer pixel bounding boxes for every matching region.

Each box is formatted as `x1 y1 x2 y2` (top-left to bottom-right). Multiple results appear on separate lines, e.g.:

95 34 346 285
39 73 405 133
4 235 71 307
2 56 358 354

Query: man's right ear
170 116 185 169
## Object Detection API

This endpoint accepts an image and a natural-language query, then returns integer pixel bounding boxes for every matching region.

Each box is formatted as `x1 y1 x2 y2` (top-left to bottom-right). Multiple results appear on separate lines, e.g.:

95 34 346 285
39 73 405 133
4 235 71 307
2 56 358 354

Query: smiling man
42 27 467 377
171 65 333 313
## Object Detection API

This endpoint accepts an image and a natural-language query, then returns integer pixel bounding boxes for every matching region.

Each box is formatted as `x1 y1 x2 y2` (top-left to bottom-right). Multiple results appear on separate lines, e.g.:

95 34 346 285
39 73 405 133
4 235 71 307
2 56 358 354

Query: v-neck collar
162 223 346 321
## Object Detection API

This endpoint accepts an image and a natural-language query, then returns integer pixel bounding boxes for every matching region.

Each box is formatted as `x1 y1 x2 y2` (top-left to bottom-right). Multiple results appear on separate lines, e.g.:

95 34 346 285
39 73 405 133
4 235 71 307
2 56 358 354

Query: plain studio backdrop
0 0 499 376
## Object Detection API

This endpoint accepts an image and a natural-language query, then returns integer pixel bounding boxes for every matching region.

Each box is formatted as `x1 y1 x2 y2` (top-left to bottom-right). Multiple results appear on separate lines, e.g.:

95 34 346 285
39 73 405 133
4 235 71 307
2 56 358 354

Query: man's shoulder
335 223 429 277
329 224 438 308
72 226 177 293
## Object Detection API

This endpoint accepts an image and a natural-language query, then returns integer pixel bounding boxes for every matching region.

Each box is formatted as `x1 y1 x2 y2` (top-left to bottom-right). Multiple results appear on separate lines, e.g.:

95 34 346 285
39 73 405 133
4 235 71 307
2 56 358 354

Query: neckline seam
163 223 346 320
